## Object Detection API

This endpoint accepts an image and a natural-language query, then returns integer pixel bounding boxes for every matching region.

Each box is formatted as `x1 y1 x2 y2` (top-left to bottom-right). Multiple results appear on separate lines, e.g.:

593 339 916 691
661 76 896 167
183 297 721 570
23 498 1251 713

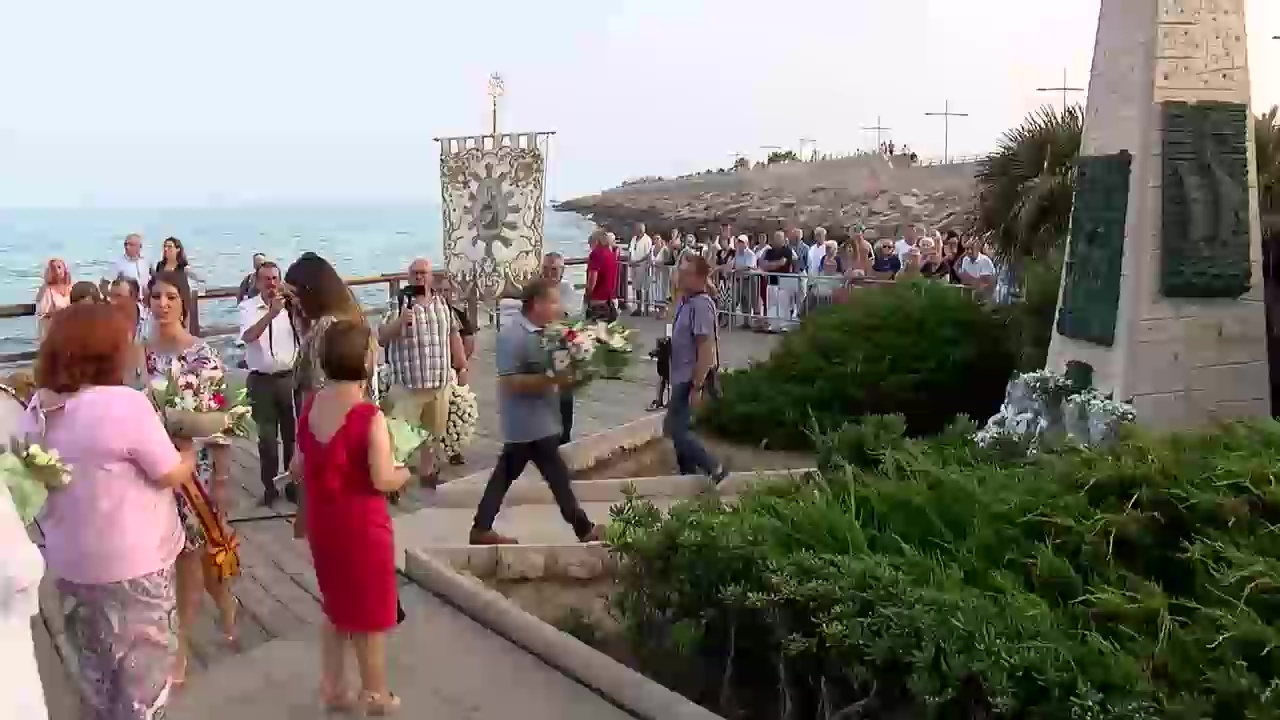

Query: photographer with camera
239 260 300 507
378 259 467 488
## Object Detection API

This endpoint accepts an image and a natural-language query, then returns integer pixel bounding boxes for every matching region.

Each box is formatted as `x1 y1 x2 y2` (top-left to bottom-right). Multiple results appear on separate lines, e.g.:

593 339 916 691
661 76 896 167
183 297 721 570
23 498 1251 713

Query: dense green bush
608 417 1280 719
702 281 1017 449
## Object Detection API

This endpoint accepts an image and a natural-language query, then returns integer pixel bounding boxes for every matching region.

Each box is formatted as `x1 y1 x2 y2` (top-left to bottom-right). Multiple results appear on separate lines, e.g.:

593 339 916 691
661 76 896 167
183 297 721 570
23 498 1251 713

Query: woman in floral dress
144 270 238 683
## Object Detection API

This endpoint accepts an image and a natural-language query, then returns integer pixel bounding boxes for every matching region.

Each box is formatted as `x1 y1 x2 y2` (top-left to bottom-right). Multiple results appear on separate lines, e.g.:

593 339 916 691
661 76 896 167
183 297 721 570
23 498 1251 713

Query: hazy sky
1 0 1278 208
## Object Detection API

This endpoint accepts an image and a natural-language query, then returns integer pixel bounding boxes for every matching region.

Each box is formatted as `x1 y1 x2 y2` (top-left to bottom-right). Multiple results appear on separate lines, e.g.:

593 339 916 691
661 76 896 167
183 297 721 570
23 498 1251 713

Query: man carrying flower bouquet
378 259 468 488
470 278 604 546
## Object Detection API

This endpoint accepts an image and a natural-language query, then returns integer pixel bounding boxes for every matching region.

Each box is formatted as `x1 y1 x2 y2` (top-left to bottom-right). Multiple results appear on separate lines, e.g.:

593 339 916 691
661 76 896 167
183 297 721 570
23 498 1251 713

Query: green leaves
608 416 1280 719
703 282 1017 450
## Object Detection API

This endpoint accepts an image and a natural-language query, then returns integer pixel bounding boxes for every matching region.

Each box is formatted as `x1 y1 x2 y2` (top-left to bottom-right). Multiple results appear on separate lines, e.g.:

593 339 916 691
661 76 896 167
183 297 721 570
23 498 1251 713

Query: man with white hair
379 258 469 487
806 227 830 278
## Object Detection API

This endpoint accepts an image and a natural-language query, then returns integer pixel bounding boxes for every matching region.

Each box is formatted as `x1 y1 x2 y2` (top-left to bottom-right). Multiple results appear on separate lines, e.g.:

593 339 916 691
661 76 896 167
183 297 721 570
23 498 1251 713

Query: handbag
181 475 242 581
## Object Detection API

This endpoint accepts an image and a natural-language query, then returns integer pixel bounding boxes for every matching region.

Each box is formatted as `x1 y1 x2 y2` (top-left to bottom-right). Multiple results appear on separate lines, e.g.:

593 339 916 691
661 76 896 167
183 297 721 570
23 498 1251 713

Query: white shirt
627 234 653 266
959 253 997 278
732 248 757 270
807 243 827 276
894 238 914 263
237 296 298 374
105 255 151 288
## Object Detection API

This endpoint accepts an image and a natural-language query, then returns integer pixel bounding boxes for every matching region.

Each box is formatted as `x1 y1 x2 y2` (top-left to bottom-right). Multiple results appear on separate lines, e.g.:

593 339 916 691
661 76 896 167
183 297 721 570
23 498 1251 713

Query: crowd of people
581 220 1003 334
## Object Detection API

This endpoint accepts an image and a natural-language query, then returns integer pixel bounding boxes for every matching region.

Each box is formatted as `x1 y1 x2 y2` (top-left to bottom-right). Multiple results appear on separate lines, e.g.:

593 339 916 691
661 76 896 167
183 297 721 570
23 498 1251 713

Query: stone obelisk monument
1046 0 1269 428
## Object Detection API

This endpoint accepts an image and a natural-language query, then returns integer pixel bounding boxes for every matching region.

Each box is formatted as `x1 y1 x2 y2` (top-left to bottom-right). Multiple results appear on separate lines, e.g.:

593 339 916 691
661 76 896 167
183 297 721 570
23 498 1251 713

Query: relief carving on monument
1160 101 1251 298
1156 0 1246 92
1056 152 1132 347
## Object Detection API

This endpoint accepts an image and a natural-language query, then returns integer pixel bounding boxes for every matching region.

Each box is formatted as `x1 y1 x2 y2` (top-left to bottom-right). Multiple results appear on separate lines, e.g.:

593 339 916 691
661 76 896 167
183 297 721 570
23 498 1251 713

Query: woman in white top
0 384 49 720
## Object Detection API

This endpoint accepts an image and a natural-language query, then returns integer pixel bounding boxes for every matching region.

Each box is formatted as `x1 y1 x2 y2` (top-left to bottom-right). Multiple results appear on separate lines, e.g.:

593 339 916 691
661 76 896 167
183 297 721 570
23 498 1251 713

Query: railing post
190 294 203 337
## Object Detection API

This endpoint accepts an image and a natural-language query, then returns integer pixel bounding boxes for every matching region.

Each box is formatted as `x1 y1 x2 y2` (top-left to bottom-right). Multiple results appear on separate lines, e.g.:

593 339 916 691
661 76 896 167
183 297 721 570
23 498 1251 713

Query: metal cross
924 101 969 164
861 116 891 150
1037 68 1085 112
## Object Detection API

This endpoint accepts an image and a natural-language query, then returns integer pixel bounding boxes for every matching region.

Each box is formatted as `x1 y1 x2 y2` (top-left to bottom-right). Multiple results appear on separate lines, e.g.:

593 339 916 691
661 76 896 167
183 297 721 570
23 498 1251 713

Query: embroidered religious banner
439 134 547 301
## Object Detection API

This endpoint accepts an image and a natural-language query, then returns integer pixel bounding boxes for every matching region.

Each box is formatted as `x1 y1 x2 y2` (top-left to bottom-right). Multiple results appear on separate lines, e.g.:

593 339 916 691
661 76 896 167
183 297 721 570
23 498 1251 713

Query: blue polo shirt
496 314 562 443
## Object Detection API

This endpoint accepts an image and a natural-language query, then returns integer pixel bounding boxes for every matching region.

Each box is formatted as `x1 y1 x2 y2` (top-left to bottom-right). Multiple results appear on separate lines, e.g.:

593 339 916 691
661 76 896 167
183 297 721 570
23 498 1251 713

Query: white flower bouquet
0 440 73 525
443 375 478 459
975 369 1136 455
542 320 637 387
542 321 603 387
592 320 635 379
147 362 254 442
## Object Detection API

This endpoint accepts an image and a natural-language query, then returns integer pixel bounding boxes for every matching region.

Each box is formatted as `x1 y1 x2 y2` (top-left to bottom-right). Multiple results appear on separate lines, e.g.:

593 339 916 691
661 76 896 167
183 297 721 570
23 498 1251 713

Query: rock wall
557 154 978 239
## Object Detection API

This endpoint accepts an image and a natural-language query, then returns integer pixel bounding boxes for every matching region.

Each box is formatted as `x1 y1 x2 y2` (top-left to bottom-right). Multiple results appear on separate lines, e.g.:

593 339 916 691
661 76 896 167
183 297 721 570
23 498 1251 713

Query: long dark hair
148 269 193 328
156 236 190 273
284 253 362 328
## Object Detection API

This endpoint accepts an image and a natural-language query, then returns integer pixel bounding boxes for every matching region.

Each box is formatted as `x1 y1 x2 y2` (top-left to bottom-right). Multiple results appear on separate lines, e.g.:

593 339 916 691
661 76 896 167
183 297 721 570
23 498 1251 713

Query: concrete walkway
167 581 632 720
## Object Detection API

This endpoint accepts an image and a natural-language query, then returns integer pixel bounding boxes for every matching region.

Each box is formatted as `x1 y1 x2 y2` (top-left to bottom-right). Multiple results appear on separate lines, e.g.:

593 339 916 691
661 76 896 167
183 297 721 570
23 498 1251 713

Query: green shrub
608 417 1280 719
703 281 1018 449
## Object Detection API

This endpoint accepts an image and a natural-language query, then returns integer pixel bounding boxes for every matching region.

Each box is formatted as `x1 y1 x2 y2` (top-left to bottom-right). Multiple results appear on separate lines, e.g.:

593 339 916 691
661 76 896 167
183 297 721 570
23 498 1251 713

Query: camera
400 284 428 299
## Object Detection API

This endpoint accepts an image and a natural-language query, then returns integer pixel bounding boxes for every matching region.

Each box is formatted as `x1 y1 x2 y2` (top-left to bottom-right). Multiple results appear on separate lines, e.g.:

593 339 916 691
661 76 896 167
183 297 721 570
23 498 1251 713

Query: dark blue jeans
664 382 719 476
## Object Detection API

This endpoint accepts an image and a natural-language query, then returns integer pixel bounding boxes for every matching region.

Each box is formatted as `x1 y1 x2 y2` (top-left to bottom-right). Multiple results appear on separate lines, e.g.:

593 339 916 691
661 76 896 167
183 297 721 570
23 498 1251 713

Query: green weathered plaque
1161 101 1252 298
1056 151 1132 346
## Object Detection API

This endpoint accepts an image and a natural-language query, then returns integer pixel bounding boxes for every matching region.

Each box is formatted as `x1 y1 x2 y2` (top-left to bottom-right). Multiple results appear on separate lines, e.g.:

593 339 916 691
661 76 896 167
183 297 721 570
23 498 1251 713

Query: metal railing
0 256 591 366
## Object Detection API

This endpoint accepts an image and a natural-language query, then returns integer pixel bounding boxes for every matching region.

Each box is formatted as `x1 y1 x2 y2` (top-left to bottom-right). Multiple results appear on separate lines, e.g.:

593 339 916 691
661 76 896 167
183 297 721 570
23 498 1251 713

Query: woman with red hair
34 258 72 339
25 302 195 719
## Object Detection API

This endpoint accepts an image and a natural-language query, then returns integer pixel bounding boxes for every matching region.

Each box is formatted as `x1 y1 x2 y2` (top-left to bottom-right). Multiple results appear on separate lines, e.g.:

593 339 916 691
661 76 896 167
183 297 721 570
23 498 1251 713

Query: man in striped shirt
378 258 468 487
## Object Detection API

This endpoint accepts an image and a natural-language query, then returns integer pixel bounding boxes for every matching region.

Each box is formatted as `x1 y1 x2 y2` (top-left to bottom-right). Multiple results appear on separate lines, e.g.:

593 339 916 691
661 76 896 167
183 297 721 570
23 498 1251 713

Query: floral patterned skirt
58 565 178 720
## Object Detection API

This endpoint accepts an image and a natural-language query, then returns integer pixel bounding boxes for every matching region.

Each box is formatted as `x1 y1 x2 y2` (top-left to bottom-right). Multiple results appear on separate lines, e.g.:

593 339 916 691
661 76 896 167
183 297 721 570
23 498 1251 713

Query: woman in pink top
26 303 195 720
34 257 72 340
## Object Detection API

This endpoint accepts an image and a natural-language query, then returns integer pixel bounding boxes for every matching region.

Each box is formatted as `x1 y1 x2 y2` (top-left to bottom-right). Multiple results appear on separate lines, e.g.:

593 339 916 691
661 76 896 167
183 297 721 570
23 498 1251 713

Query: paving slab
166 584 632 720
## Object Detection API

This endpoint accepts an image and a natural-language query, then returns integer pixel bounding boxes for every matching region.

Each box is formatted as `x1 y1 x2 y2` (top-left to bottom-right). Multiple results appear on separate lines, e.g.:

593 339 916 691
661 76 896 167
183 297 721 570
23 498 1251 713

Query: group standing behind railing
593 221 1004 332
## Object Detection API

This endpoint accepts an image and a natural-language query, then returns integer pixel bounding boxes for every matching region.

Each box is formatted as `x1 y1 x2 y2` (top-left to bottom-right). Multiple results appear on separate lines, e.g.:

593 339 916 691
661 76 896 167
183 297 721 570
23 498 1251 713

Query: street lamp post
924 100 969 164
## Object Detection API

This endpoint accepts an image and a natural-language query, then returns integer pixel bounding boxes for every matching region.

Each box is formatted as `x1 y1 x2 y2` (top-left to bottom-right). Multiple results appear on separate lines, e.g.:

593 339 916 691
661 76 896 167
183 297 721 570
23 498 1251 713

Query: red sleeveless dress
299 400 397 632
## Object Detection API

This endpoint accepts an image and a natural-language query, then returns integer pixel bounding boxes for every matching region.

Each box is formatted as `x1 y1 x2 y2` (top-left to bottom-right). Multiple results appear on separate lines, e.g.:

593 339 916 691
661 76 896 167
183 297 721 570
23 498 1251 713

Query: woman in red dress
292 319 409 715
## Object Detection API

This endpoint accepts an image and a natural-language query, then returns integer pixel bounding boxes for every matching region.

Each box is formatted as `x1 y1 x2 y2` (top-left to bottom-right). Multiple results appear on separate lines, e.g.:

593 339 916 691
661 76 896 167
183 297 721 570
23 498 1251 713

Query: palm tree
1258 106 1279 234
973 104 1083 265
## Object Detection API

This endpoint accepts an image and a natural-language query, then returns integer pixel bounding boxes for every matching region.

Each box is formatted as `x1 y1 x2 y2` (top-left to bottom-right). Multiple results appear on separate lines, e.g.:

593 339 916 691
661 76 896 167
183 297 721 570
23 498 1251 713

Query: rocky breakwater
557 154 979 238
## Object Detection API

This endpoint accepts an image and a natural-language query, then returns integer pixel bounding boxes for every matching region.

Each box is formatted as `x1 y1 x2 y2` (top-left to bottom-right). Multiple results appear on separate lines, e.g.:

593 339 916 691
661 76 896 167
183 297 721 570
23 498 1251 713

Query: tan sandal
361 690 401 716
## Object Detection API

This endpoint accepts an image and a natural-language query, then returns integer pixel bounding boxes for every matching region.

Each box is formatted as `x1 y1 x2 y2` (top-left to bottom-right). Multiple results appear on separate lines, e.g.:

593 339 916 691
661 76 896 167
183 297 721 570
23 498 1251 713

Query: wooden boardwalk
34 316 779 717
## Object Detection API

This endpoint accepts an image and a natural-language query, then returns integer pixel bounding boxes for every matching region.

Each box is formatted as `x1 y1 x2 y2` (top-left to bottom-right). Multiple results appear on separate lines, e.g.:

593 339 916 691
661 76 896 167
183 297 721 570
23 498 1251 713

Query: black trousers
472 435 593 539
559 390 574 445
247 370 297 494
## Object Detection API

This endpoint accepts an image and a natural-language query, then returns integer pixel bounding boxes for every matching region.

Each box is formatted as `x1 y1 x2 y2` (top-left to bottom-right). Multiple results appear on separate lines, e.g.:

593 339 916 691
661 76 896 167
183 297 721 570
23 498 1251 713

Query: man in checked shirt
379 258 468 487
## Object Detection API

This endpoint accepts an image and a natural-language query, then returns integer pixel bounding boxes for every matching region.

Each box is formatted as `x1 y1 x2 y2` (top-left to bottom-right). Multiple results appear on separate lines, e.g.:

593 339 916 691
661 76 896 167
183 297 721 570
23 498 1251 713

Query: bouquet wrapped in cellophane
147 361 254 444
386 417 433 467
0 440 73 525
542 320 636 387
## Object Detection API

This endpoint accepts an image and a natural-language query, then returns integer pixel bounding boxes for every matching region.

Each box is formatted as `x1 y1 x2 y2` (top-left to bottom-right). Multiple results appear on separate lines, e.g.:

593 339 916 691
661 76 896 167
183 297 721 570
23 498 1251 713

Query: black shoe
388 491 401 506
710 465 729 485
448 453 465 466
283 481 299 504
630 309 643 317
259 490 279 508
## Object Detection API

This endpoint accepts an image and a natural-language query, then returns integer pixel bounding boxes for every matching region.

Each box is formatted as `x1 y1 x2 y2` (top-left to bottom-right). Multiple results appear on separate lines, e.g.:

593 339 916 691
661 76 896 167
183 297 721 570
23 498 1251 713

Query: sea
0 205 598 359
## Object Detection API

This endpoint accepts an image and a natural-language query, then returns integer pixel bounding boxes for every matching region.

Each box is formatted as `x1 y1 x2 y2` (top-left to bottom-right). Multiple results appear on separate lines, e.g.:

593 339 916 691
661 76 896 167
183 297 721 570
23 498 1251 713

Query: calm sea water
0 205 598 356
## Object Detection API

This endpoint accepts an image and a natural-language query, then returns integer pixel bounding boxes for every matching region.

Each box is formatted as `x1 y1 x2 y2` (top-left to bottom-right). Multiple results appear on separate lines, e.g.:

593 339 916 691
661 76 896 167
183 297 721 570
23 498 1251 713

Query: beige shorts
387 384 450 437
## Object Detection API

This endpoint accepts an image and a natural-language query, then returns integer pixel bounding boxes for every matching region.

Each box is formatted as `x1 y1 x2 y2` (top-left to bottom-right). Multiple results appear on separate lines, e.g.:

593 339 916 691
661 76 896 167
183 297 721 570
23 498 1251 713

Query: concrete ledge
451 413 664 487
427 467 816 508
425 543 621 581
405 549 724 720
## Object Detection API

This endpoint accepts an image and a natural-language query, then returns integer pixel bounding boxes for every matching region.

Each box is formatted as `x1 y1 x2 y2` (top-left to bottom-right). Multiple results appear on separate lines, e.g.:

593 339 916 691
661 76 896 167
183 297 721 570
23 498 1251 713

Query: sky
1 0 1278 208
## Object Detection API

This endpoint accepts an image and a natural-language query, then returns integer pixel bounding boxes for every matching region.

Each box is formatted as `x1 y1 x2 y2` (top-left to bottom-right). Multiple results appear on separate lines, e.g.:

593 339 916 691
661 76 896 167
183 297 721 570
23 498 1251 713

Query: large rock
557 154 978 238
